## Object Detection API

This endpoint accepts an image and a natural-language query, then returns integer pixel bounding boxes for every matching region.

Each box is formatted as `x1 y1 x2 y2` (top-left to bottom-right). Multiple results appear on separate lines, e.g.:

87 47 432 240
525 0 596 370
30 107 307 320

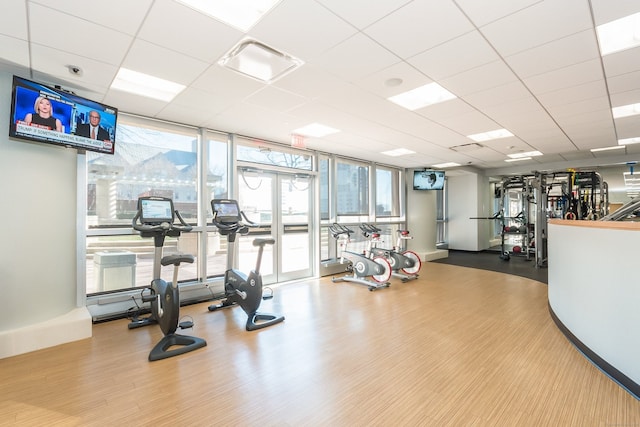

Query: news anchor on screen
74 110 110 141
23 96 63 132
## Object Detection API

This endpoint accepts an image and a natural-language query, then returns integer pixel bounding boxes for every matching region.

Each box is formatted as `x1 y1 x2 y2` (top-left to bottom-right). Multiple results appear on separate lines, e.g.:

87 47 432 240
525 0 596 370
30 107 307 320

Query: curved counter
548 219 640 399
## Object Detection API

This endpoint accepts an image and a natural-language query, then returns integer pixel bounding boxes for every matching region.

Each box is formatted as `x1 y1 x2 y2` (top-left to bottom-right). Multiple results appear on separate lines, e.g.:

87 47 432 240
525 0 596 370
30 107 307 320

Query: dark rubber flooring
431 249 548 284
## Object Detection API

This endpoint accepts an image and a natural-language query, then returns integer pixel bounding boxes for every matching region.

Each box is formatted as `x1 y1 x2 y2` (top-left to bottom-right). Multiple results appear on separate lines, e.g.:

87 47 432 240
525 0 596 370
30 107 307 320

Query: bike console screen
139 197 174 225
212 199 241 224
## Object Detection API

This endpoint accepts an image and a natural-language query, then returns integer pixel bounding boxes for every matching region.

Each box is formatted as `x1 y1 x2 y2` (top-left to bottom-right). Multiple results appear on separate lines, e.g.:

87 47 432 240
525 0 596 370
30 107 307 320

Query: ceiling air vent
450 143 483 152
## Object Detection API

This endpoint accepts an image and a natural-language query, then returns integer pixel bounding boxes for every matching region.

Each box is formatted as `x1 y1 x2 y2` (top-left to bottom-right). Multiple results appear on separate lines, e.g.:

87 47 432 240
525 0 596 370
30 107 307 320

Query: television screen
413 170 445 190
212 199 241 223
139 197 174 224
9 75 117 154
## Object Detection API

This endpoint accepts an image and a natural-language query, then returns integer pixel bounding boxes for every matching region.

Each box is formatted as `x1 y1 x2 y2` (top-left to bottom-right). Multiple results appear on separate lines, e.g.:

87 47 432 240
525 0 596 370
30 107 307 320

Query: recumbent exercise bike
130 196 206 361
208 199 284 331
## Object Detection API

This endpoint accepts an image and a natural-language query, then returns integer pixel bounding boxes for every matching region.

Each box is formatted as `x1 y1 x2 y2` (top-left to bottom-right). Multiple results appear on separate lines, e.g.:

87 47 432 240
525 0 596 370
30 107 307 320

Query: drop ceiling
1 0 640 175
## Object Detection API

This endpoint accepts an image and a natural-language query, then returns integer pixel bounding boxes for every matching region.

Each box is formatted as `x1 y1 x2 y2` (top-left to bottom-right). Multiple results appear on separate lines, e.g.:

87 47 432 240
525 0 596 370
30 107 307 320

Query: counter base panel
549 303 640 401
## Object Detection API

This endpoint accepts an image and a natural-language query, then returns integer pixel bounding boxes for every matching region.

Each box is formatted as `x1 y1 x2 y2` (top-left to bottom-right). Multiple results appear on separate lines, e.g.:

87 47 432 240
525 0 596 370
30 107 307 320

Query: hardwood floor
1 263 638 426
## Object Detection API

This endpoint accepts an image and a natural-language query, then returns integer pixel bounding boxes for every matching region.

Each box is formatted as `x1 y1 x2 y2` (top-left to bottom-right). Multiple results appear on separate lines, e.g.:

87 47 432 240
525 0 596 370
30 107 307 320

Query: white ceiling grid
0 0 638 173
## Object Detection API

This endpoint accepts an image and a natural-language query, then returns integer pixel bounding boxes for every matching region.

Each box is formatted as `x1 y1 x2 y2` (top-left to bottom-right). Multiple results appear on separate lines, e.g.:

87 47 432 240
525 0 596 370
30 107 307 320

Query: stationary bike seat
253 238 275 246
161 254 195 266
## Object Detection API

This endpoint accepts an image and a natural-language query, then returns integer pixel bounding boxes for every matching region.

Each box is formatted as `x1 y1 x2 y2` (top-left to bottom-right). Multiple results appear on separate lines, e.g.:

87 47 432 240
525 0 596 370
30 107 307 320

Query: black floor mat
431 249 547 284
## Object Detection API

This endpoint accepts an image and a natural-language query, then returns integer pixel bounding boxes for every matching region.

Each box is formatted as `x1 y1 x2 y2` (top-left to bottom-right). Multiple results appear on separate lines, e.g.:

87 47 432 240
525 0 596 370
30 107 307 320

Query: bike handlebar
329 223 353 238
132 210 193 234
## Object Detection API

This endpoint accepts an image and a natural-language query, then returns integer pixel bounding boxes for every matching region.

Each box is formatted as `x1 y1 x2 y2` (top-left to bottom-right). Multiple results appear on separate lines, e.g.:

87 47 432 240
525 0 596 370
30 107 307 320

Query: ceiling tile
602 46 640 77
30 0 152 35
536 80 608 108
479 0 593 56
462 80 531 110
524 59 604 95
455 0 542 27
364 0 474 59
506 30 600 79
607 70 640 95
354 61 434 98
137 0 243 63
29 3 133 66
0 35 29 70
0 0 28 40
122 39 210 85
590 0 640 25
250 0 357 61
29 44 118 92
316 0 412 30
310 33 400 81
408 30 499 81
244 86 309 112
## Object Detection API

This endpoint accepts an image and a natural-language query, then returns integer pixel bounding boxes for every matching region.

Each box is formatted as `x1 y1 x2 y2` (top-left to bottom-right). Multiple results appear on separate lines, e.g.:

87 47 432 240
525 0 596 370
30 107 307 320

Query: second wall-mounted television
9 75 118 155
413 170 445 190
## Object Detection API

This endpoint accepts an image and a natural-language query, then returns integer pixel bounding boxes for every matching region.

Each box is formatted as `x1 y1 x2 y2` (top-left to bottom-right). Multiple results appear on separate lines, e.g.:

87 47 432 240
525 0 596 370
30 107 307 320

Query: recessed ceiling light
507 150 542 159
505 157 531 162
110 68 185 102
596 12 640 56
292 123 340 137
387 82 456 111
468 129 514 142
612 103 640 119
618 137 640 145
432 162 461 168
175 0 281 32
590 145 625 152
219 38 303 83
381 148 416 157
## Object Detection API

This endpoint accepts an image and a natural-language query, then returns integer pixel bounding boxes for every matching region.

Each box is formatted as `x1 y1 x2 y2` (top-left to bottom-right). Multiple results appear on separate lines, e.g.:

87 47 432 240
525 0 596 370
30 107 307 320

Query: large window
204 131 230 278
86 117 229 295
376 166 401 219
236 136 312 170
336 159 369 222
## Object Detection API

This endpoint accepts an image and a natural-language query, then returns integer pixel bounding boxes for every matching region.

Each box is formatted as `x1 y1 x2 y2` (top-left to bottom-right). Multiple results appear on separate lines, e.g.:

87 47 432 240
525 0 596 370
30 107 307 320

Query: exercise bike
329 223 391 291
208 199 284 331
359 223 421 282
130 196 207 361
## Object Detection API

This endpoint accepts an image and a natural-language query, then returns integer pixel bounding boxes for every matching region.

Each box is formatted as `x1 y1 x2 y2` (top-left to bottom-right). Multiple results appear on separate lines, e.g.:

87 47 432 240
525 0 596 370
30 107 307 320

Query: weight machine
531 170 609 267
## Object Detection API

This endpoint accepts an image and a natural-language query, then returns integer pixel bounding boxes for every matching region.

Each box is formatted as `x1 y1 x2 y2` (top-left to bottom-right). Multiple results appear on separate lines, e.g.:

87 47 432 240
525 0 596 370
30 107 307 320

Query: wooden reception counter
548 219 640 399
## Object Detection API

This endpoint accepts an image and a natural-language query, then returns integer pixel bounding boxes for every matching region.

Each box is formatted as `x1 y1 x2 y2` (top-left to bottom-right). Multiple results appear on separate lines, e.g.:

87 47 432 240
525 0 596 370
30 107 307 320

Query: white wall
447 172 492 251
0 71 91 358
405 169 447 261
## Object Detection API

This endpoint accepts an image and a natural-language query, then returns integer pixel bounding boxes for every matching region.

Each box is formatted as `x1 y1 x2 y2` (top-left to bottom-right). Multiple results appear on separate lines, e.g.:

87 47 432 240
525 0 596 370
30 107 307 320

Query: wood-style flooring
1 262 638 426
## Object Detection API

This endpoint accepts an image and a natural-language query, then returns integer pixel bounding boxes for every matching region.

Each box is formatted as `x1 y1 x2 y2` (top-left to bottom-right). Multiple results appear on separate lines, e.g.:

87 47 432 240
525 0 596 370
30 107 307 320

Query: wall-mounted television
413 170 445 190
9 75 117 155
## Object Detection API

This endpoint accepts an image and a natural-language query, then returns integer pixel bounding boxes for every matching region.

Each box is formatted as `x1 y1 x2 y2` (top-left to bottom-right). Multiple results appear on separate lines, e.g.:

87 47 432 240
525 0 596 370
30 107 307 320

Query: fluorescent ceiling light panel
504 157 531 162
596 12 640 56
468 129 513 142
612 103 640 119
626 175 640 183
432 162 461 168
381 148 416 157
292 123 340 137
110 68 185 102
507 150 542 159
175 0 281 32
388 82 456 111
590 145 625 152
619 137 640 145
219 38 303 83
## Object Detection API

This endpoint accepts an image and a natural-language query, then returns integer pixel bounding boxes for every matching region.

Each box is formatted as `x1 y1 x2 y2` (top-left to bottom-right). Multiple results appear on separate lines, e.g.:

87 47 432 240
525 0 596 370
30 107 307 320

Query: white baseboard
0 307 92 359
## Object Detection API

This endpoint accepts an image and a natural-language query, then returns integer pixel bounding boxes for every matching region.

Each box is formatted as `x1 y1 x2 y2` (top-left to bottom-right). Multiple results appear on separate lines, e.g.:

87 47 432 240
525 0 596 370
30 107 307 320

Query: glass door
238 169 313 284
